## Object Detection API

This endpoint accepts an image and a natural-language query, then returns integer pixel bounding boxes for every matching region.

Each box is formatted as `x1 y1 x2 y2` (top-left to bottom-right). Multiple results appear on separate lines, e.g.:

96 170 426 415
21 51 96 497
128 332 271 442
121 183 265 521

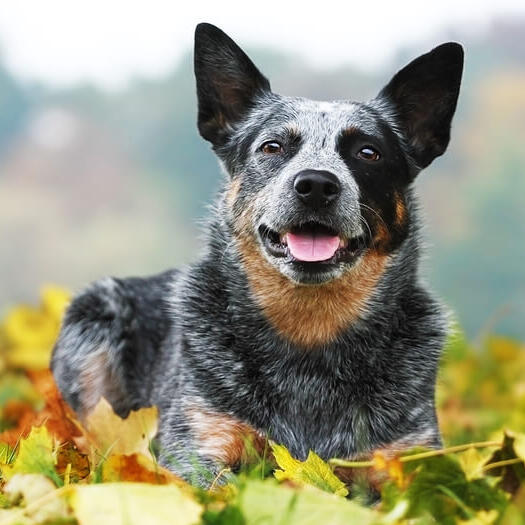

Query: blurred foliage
0 290 525 523
438 328 525 446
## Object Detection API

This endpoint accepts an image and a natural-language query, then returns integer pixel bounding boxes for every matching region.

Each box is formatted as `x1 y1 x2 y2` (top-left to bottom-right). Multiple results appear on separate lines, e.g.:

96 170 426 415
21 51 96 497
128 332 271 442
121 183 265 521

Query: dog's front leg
157 397 266 487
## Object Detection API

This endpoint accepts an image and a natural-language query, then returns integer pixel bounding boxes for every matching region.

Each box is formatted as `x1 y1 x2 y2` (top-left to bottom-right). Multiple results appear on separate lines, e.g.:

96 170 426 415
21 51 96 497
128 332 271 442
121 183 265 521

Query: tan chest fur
237 234 388 348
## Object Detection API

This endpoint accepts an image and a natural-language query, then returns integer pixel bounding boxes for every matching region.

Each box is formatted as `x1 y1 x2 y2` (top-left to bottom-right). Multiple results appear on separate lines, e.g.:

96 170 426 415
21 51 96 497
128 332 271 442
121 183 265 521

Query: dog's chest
242 346 408 460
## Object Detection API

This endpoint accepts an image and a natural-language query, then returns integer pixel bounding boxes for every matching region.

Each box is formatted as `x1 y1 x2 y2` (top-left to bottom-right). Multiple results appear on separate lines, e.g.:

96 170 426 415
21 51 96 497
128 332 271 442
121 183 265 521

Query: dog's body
52 24 463 485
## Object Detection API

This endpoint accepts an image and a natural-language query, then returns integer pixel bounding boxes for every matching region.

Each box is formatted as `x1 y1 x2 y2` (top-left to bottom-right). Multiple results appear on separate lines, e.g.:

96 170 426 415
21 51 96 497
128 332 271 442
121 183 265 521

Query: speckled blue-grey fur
51 23 463 486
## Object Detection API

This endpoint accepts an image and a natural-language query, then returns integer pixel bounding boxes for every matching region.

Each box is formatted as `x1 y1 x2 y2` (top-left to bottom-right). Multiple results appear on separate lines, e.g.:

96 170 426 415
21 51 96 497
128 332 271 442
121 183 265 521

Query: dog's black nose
293 170 341 209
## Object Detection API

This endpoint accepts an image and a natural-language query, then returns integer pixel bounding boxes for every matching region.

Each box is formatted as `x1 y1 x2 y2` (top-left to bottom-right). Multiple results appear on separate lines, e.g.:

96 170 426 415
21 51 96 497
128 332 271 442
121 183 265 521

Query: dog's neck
201 214 421 351
234 233 390 347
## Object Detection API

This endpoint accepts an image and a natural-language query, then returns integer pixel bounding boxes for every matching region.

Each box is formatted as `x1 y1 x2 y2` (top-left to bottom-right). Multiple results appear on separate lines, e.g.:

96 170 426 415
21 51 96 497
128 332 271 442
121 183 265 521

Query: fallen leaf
56 442 90 483
485 429 525 495
3 473 70 524
459 447 493 481
0 400 37 448
70 482 202 525
271 443 348 497
373 451 405 488
238 478 377 525
76 398 158 459
0 371 81 448
382 453 507 523
102 453 182 485
5 426 61 486
26 370 82 444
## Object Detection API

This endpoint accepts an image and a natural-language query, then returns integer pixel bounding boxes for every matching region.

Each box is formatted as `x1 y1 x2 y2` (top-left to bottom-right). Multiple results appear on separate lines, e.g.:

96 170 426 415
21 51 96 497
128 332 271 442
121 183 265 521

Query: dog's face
194 24 463 285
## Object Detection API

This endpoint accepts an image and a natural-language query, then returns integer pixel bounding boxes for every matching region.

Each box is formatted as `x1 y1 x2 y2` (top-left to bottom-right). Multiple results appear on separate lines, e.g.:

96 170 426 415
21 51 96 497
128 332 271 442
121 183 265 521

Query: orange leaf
0 399 37 447
372 451 405 488
26 369 83 444
102 453 183 485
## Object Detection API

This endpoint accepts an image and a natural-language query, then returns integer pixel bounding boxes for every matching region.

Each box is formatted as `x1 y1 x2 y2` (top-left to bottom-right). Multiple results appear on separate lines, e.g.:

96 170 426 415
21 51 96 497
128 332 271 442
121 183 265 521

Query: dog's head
194 23 463 286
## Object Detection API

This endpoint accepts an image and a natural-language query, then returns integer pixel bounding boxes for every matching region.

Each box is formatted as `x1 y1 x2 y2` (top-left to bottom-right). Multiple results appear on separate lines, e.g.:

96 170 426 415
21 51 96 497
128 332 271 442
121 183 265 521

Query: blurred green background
0 11 524 340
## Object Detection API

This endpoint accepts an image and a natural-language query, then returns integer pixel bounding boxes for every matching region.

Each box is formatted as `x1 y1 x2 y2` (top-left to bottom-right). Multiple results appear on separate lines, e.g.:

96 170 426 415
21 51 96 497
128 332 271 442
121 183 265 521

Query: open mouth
258 221 367 266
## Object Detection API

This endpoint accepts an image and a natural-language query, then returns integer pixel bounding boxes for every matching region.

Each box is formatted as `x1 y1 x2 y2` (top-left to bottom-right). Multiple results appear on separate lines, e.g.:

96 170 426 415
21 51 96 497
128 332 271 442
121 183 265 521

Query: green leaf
271 443 348 497
201 505 245 525
8 426 61 486
70 483 202 525
238 479 377 525
383 454 508 524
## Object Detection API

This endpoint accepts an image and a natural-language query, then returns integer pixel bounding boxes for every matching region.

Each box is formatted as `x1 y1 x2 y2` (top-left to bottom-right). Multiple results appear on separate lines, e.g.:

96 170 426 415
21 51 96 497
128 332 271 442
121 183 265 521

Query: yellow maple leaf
271 442 348 497
2 426 61 486
458 447 493 481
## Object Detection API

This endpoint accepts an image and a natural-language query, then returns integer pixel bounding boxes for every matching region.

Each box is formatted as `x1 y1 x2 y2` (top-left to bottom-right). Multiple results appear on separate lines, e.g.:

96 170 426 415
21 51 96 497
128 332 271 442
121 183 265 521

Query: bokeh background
0 0 524 340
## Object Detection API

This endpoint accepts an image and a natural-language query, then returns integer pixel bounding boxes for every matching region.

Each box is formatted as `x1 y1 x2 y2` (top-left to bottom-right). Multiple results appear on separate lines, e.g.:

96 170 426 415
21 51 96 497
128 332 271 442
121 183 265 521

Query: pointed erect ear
194 23 271 145
377 43 464 169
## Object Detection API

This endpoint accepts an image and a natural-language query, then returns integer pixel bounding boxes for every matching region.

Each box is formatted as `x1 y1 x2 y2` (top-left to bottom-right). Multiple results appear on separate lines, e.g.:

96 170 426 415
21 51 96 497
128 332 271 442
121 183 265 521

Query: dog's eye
261 141 283 154
357 146 381 162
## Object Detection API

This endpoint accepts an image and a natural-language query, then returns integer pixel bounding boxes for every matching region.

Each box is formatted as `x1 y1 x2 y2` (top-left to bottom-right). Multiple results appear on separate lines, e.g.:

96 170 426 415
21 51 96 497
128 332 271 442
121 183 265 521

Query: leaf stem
482 458 524 472
329 440 501 469
209 467 231 491
330 459 374 468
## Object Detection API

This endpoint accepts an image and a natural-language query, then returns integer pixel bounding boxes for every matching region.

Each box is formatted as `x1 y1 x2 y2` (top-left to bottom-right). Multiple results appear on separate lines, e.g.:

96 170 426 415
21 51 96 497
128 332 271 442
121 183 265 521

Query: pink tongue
285 232 340 262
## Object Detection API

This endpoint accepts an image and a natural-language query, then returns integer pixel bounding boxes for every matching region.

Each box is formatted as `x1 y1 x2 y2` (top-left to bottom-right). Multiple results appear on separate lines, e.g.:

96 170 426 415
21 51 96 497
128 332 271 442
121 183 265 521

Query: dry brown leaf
102 453 183 485
55 442 90 483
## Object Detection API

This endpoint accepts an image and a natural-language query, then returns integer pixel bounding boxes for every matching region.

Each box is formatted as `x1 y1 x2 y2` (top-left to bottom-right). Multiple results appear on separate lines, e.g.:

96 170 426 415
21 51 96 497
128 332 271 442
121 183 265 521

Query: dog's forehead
259 96 384 139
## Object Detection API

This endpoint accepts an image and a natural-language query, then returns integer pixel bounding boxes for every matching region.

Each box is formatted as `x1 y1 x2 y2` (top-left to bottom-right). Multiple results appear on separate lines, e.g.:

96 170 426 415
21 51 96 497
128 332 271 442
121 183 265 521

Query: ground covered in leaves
0 288 525 524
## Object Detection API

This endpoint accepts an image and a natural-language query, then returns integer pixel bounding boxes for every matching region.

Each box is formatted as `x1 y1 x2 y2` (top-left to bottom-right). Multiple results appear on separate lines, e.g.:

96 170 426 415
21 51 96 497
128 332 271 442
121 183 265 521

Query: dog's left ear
377 43 464 169
194 23 271 146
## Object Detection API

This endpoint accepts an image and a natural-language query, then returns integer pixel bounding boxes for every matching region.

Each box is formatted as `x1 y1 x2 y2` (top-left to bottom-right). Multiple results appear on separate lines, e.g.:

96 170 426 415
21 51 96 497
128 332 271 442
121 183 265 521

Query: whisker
359 202 388 229
359 216 375 249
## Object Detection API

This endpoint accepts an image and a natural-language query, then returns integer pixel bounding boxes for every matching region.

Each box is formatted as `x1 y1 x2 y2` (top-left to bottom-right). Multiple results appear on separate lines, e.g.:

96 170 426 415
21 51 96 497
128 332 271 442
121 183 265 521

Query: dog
51 23 463 486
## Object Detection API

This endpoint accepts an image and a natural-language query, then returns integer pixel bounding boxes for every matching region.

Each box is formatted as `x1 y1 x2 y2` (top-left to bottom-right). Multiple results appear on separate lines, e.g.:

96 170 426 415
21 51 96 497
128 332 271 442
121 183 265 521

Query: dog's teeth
339 238 347 249
280 234 287 245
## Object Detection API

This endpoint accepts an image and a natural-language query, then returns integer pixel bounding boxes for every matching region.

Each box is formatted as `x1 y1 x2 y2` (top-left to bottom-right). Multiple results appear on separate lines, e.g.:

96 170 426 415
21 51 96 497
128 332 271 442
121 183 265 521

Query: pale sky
0 0 524 89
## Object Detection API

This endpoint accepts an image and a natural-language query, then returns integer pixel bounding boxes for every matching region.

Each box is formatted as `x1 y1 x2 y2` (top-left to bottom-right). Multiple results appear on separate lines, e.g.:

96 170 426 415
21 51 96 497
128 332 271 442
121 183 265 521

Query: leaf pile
1 288 525 524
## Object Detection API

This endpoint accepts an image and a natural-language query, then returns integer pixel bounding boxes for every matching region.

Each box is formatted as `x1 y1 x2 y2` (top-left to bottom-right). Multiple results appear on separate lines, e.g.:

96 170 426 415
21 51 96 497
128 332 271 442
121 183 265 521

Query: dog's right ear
194 23 271 146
